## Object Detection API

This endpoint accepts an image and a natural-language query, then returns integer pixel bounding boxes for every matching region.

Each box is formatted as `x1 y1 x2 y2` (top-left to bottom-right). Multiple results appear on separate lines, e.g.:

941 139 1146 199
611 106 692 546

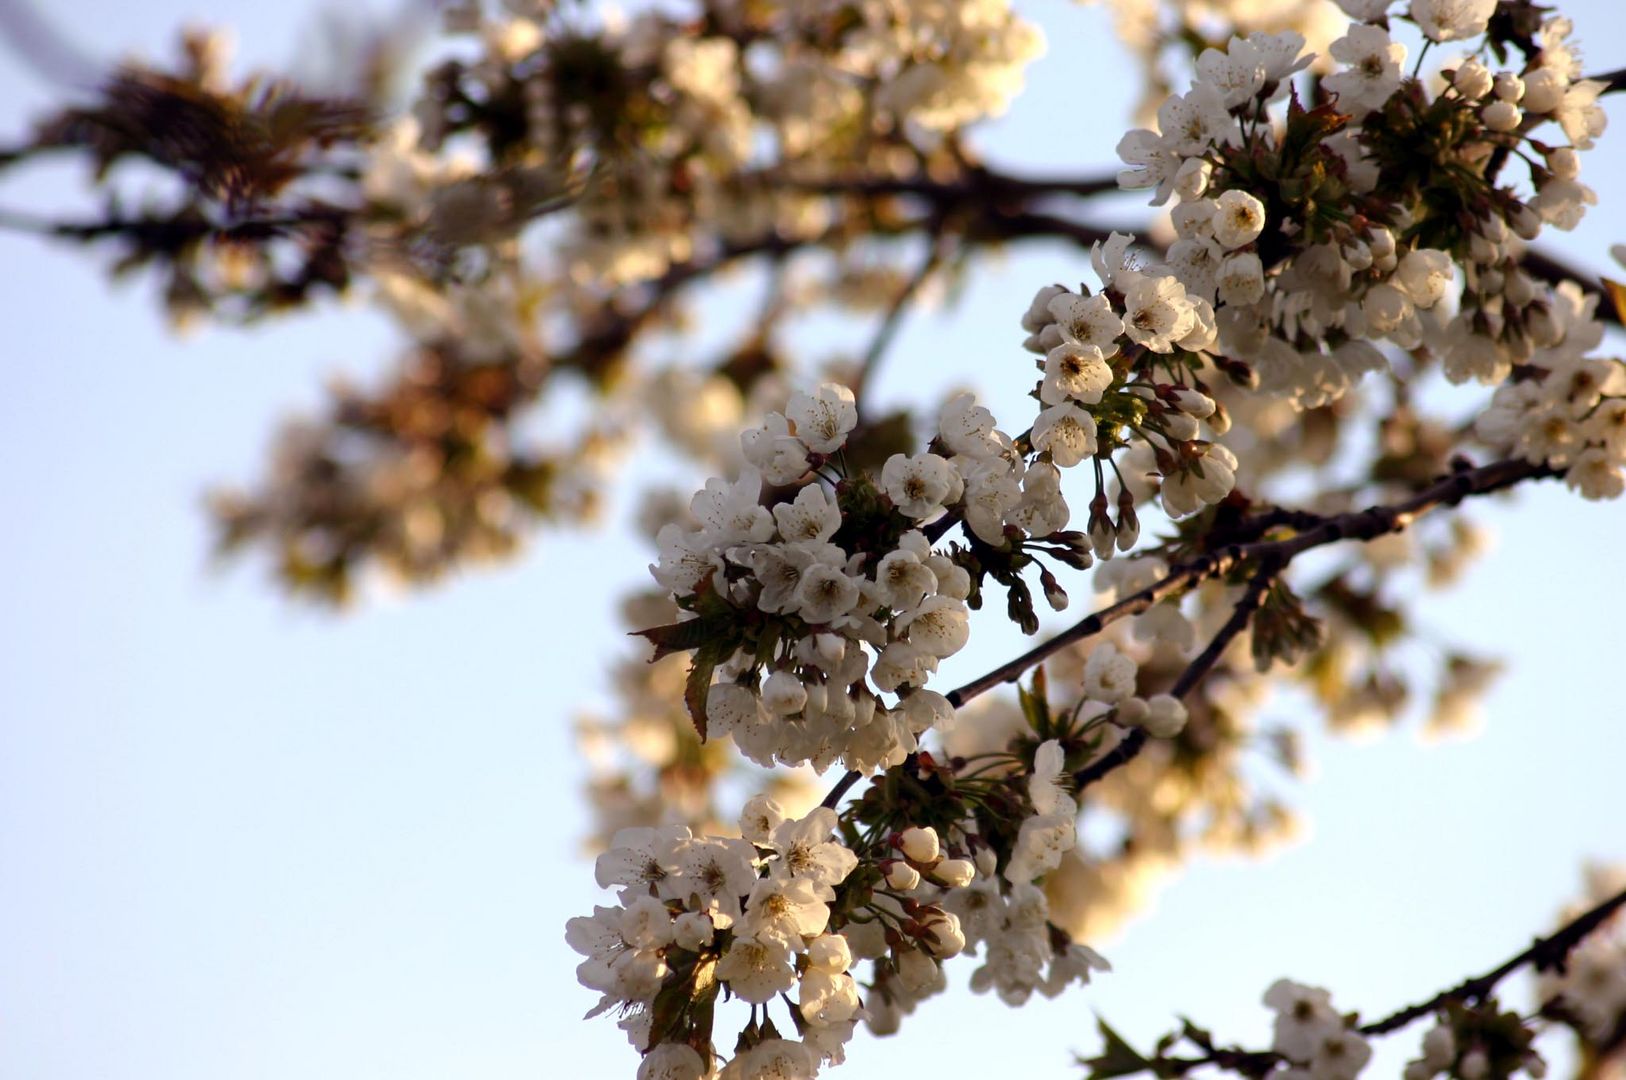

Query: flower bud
885 861 922 891
1547 146 1581 180
1115 509 1140 552
1482 100 1522 132
1162 411 1200 442
1452 58 1493 99
899 826 940 864
932 858 977 888
807 933 853 973
1116 696 1150 725
1504 270 1536 307
1526 303 1561 347
919 910 965 958
895 947 940 993
1493 72 1524 102
1042 571 1070 612
1510 204 1542 240
1142 694 1189 738
1421 1025 1456 1070
1170 388 1217 418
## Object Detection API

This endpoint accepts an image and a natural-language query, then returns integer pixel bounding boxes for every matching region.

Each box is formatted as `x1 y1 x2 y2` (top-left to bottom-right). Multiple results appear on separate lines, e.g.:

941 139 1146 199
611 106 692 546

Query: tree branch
1361 883 1626 1036
967 457 1555 715
1118 883 1626 1078
1073 558 1281 790
817 457 1560 810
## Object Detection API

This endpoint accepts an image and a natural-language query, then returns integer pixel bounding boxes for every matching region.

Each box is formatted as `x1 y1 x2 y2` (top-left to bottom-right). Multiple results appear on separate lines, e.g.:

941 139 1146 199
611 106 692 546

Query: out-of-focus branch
0 0 101 91
850 232 952 407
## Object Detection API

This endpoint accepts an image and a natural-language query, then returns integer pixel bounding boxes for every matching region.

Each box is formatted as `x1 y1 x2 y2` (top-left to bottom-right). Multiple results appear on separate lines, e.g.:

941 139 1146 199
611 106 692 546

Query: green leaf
1081 1018 1152 1080
636 616 725 661
1018 668 1052 738
684 637 735 741
1179 1016 1215 1052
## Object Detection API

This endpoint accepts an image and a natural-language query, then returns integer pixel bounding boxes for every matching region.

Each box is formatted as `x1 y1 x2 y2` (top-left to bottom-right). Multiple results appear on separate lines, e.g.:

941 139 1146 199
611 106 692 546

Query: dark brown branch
969 457 1554 715
819 771 863 810
1520 247 1622 327
1587 66 1626 95
1115 884 1626 1078
818 457 1560 811
944 564 1202 709
1073 559 1281 790
787 165 1120 205
1361 883 1626 1036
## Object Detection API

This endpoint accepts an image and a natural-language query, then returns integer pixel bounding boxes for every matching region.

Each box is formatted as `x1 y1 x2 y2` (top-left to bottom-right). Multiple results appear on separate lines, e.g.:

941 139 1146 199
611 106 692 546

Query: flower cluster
1400 1007 1547 1080
572 739 1118 1074
1262 979 1375 1079
1118 10 1608 408
568 805 864 1074
1475 283 1626 500
646 374 1155 773
649 383 975 775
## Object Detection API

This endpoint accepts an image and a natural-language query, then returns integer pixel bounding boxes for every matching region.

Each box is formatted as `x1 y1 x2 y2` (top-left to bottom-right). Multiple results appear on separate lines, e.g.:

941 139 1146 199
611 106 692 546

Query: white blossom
787 383 857 454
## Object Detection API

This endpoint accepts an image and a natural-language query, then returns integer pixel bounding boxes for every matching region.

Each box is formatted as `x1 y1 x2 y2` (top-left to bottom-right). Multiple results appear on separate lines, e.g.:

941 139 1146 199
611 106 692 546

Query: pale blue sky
0 2 1621 1078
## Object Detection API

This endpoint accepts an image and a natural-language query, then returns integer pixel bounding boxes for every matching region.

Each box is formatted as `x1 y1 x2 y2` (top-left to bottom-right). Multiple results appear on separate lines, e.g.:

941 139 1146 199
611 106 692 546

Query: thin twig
1361 883 1626 1036
1129 884 1626 1077
944 563 1204 709
817 457 1558 810
1074 558 1280 790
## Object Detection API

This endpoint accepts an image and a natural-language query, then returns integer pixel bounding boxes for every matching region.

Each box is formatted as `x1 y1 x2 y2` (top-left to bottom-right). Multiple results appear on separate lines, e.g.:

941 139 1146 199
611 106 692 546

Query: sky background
0 1 1622 1077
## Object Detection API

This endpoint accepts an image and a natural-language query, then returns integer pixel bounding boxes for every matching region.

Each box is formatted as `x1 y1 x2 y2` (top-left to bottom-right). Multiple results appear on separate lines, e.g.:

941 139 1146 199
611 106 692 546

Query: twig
944 563 1203 709
1119 883 1626 1078
1587 66 1626 95
819 771 863 810
1360 883 1626 1036
1073 559 1281 790
817 457 1559 810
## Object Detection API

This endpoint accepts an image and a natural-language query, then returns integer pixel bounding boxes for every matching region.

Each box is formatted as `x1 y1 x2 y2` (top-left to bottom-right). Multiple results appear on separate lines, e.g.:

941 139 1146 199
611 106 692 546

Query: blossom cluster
568 806 863 1074
1119 10 1604 392
571 738 1118 1075
422 2 1043 286
1017 232 1241 541
865 810 1111 1031
1263 979 1375 1079
1475 283 1626 499
650 385 969 775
